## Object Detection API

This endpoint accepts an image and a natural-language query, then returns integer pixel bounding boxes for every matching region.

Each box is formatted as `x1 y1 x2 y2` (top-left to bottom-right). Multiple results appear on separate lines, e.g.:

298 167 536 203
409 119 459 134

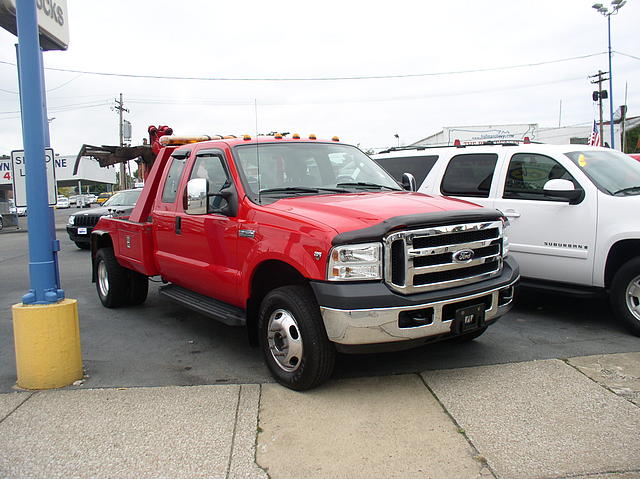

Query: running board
159 284 246 327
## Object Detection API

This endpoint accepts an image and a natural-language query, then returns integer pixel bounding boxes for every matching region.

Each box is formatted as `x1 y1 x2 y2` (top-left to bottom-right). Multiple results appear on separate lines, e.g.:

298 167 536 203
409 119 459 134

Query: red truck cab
91 134 519 390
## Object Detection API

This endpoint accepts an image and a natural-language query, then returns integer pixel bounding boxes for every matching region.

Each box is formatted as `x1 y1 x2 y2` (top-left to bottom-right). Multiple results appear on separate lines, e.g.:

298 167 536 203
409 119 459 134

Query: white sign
0 0 69 50
11 148 57 207
444 124 539 145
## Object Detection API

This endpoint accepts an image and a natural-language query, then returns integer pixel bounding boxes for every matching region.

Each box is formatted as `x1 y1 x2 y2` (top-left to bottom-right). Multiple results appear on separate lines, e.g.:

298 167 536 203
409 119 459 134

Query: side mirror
186 178 208 214
402 172 417 192
543 179 584 204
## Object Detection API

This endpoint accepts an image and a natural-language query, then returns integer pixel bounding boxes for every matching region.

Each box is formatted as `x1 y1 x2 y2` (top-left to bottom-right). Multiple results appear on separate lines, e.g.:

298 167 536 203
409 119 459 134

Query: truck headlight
328 243 382 281
68 215 75 226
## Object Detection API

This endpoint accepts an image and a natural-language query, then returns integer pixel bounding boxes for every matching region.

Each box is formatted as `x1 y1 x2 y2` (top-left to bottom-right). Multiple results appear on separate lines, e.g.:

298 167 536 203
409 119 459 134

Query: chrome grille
384 221 504 294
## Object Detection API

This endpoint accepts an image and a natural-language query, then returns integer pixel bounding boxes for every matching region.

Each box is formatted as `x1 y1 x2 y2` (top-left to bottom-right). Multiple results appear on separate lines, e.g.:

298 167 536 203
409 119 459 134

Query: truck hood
267 191 486 236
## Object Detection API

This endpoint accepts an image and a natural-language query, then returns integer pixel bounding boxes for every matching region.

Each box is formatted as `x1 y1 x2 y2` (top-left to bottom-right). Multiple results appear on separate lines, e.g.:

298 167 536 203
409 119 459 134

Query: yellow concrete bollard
12 298 83 390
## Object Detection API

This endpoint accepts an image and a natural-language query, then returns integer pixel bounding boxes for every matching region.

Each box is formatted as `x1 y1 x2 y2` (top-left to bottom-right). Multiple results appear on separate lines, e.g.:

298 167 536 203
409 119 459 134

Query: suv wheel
610 257 640 336
258 285 335 391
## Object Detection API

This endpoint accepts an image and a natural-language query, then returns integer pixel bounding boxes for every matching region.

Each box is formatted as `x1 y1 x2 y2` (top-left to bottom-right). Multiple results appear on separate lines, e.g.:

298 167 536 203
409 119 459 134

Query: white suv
373 143 640 335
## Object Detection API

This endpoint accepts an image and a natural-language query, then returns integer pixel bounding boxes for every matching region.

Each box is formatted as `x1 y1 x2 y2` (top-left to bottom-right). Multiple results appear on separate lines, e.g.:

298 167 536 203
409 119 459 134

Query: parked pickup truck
91 133 518 390
373 142 640 336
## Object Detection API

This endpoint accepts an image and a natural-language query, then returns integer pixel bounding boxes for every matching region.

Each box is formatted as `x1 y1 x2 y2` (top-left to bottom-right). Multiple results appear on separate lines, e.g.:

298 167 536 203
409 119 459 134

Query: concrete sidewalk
0 353 639 479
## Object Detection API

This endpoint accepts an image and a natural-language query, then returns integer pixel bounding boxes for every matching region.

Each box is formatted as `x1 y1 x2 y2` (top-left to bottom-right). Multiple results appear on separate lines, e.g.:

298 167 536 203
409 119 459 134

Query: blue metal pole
15 0 63 304
607 14 615 149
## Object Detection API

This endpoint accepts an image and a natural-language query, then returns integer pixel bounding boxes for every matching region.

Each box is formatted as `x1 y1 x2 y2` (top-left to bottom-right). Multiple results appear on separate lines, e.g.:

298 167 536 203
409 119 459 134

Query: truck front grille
384 221 504 294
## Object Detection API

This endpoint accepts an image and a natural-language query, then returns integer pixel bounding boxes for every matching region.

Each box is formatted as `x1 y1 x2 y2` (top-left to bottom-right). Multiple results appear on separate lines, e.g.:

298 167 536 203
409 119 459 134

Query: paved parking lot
1 208 639 393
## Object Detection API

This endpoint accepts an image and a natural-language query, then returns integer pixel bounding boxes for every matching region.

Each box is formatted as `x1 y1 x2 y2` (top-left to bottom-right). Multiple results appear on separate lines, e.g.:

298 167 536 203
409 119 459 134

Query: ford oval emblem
453 249 475 263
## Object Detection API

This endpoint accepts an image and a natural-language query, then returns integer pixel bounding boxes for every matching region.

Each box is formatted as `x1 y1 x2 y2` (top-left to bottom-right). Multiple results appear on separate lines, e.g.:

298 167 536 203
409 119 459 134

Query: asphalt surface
1 208 639 393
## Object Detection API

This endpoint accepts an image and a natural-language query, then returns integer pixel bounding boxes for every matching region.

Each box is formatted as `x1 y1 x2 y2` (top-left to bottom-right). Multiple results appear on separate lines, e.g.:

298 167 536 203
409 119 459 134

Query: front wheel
75 241 90 250
258 285 335 391
610 257 640 336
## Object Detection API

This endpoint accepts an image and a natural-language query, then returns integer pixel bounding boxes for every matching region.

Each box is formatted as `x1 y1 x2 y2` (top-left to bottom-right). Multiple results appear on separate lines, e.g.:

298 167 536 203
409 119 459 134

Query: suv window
503 153 577 200
190 154 231 212
374 155 438 187
441 154 497 197
161 154 188 204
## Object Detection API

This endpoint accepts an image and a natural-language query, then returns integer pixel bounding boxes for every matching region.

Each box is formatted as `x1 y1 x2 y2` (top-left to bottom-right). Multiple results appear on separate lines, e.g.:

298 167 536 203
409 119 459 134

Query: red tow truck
89 128 519 390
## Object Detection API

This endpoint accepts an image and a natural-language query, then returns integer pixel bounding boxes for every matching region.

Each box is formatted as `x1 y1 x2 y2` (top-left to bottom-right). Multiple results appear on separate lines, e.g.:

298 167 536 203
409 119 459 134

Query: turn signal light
524 136 531 144
243 134 251 141
292 133 300 139
332 136 340 142
453 139 461 146
274 133 283 139
309 134 317 140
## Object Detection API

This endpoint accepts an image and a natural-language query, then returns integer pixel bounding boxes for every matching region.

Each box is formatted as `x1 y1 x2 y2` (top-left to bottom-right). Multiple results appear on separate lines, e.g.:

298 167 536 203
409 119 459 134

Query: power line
615 50 640 61
0 52 609 82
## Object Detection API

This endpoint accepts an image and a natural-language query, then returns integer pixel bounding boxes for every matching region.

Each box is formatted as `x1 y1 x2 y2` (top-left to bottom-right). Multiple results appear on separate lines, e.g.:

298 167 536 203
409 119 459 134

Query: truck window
189 155 231 212
441 154 497 197
503 153 577 200
161 155 188 204
374 155 438 187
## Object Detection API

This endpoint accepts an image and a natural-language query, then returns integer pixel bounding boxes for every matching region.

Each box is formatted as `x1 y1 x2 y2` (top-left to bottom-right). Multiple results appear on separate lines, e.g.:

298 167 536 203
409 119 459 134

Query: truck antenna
254 98 262 204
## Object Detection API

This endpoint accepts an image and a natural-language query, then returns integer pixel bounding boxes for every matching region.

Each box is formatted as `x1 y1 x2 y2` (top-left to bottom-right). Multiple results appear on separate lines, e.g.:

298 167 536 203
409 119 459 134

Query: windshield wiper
259 187 321 195
259 186 350 195
336 182 400 191
612 186 640 196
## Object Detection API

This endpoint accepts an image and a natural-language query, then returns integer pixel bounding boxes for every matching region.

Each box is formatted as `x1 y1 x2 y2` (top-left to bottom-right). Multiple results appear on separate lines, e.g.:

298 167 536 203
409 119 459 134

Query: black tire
258 285 335 391
610 257 640 336
95 247 129 308
75 241 90 250
128 271 149 305
451 325 488 343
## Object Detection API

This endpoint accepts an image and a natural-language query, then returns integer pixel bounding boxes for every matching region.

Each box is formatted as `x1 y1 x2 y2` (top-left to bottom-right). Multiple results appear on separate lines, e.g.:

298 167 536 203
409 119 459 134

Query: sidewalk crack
225 385 242 479
560 358 640 409
0 392 35 426
417 373 498 479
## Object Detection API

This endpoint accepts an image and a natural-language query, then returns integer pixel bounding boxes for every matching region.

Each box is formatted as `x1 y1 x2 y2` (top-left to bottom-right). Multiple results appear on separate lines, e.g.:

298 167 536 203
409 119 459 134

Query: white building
412 117 640 149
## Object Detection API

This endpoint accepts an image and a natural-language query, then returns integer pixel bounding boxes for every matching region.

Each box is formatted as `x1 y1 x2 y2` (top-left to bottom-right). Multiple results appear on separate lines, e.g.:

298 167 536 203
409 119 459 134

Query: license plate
77 227 87 235
454 303 485 333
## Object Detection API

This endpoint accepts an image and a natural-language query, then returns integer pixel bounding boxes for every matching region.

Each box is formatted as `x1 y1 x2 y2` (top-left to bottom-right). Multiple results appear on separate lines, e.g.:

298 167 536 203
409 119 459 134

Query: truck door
492 152 596 285
153 148 191 282
174 150 240 305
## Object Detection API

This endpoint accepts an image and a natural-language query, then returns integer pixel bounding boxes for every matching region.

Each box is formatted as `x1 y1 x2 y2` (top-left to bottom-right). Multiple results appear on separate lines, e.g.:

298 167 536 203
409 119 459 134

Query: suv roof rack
377 138 544 154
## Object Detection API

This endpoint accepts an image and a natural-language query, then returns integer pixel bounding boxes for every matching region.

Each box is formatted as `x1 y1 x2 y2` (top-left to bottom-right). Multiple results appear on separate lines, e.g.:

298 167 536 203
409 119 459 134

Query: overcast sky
0 0 638 155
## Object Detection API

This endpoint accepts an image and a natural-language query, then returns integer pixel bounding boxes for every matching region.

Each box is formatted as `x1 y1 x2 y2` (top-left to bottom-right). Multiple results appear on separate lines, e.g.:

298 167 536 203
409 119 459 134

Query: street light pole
592 0 626 150
607 14 614 149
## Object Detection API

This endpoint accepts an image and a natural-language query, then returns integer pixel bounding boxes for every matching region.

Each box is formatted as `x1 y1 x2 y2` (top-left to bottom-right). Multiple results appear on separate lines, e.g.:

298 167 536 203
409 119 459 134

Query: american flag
588 120 601 146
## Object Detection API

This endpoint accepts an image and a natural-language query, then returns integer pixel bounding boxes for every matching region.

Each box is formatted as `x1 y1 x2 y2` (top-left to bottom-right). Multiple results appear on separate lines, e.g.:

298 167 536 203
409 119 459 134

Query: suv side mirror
543 179 584 204
402 172 417 192
186 178 208 214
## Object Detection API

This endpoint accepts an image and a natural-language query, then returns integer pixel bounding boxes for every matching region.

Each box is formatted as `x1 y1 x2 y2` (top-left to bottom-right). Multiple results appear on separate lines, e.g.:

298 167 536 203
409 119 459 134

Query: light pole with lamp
591 0 626 149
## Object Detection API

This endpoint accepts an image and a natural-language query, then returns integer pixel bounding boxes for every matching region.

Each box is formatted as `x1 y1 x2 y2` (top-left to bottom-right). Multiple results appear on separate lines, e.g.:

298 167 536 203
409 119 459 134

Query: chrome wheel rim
267 308 303 372
626 275 640 322
97 259 109 298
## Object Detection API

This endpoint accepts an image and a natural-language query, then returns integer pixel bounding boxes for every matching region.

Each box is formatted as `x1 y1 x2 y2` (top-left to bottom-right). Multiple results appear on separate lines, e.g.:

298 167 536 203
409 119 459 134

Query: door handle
503 209 521 218
175 216 182 235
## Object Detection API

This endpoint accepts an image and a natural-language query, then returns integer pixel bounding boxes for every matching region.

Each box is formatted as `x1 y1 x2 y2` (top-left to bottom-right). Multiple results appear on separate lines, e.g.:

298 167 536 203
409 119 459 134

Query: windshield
103 189 141 207
234 143 401 199
565 150 640 196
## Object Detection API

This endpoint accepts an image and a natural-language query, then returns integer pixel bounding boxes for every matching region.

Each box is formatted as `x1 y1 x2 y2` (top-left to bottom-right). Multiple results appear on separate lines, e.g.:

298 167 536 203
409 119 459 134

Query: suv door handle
175 216 182 235
503 209 521 218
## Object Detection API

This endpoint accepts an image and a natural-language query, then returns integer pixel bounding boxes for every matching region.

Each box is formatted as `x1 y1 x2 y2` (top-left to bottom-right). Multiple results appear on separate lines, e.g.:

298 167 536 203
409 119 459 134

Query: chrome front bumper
319 279 518 346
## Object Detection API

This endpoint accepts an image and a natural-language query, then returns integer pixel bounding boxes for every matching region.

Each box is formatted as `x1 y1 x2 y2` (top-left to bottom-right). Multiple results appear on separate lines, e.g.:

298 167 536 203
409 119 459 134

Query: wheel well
246 260 308 346
605 239 640 288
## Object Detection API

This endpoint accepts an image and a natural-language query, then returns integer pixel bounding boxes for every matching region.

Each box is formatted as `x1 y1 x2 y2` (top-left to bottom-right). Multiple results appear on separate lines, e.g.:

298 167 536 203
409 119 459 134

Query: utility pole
114 93 129 189
590 71 608 145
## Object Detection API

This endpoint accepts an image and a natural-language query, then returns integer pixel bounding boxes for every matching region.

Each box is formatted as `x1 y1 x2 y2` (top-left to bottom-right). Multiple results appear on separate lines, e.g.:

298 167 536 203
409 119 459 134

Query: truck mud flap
159 284 246 327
